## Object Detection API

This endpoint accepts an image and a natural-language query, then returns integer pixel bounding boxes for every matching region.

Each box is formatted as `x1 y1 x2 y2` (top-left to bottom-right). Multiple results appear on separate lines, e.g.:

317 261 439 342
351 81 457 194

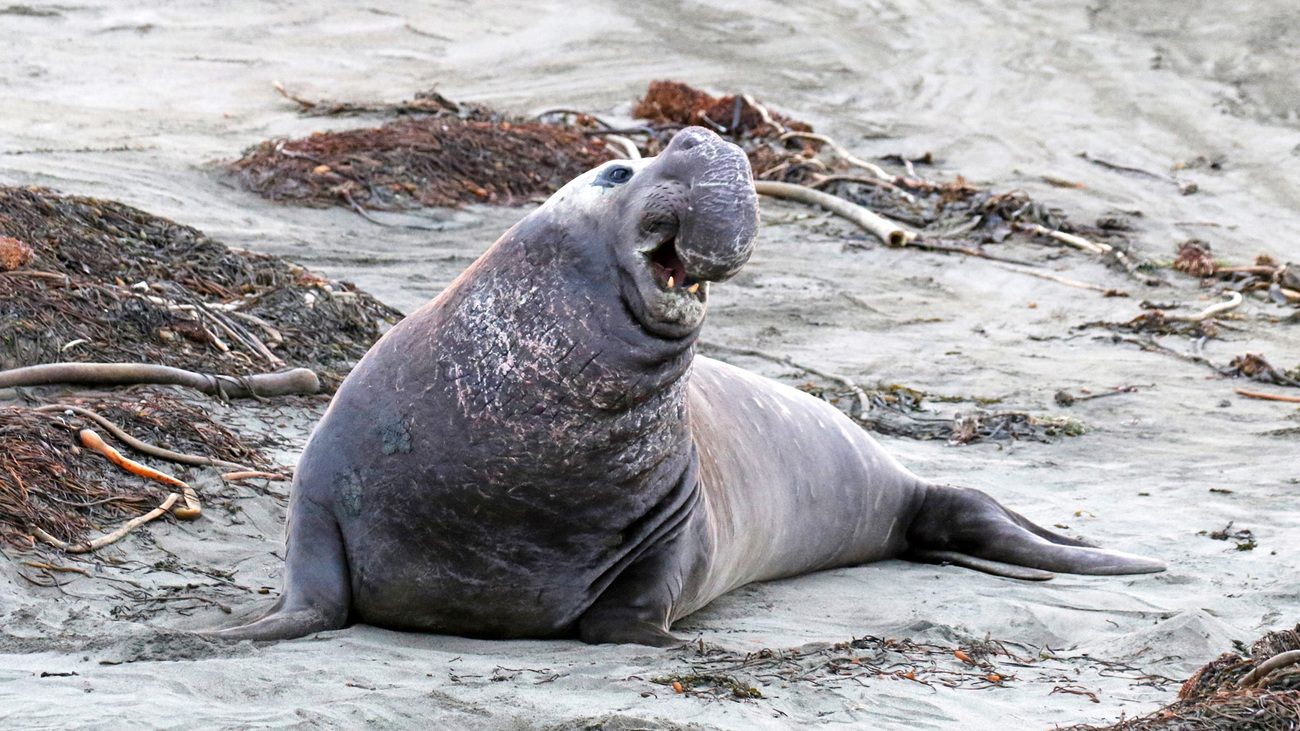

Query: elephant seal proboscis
216 127 1164 646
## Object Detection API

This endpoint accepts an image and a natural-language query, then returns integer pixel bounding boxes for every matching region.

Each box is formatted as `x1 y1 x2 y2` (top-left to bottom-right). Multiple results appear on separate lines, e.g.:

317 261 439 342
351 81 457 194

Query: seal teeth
667 275 675 288
687 283 699 293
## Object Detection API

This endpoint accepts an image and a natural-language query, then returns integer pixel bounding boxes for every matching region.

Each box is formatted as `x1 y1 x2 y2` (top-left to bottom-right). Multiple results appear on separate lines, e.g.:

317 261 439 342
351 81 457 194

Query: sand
1 1 1299 728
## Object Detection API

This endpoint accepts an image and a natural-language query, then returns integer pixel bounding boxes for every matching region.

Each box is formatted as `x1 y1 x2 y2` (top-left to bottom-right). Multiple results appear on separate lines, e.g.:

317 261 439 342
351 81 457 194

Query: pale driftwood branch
31 493 180 554
778 132 891 181
1029 224 1108 254
31 405 253 472
221 471 290 482
700 340 869 418
754 180 917 247
1028 224 1158 284
1167 291 1242 322
0 363 320 398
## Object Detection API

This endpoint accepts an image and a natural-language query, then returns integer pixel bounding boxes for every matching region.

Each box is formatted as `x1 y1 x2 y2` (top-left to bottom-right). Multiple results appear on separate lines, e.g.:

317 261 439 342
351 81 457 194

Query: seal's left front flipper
576 525 702 648
903 483 1166 579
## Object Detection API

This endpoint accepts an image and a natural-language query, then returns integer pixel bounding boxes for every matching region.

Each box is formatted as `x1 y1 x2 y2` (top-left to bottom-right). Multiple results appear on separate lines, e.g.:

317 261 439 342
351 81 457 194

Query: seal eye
604 166 633 185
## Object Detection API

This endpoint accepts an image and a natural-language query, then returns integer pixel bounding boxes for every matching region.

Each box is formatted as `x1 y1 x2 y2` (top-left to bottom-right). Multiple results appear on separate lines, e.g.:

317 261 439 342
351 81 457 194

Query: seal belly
679 356 924 615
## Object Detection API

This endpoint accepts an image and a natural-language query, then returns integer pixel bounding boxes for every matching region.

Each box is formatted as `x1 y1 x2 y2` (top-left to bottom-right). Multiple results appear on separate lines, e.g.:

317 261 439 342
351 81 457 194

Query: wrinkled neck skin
414 211 698 492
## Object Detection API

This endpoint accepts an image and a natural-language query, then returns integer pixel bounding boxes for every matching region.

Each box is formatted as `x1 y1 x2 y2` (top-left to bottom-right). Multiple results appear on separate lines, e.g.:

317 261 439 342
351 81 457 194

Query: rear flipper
902 484 1165 580
207 500 351 641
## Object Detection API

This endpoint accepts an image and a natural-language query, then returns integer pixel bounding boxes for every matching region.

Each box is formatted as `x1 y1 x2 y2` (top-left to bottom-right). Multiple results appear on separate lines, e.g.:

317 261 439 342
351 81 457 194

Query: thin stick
808 172 917 203
31 405 252 472
1235 388 1300 403
1237 650 1300 688
1028 224 1156 284
20 561 92 577
220 471 290 482
1214 265 1278 277
0 363 320 398
1029 224 1107 254
700 340 869 418
742 95 788 136
271 81 315 110
754 180 917 247
1112 335 1222 371
778 132 891 181
1167 291 1242 322
199 305 283 366
78 429 200 520
227 311 283 347
988 262 1121 294
31 493 179 554
906 240 1039 267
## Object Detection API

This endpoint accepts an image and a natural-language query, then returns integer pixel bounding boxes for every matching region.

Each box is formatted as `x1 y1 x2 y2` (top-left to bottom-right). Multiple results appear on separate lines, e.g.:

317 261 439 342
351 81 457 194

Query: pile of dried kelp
228 115 617 210
0 388 270 547
0 186 402 388
1061 625 1300 731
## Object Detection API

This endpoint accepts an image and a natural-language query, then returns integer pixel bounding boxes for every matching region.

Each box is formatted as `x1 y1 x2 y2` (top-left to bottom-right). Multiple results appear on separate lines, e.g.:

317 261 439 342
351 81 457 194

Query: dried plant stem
989 262 1119 294
754 180 917 247
31 493 179 554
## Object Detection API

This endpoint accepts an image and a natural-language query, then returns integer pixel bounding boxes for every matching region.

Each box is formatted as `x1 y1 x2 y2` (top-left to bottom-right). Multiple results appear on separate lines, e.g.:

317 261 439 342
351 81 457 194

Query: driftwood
753 180 917 247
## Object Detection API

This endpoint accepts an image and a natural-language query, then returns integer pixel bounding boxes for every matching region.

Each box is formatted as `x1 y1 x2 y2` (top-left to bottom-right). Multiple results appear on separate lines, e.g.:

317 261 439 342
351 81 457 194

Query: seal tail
902 484 1165 581
208 500 351 641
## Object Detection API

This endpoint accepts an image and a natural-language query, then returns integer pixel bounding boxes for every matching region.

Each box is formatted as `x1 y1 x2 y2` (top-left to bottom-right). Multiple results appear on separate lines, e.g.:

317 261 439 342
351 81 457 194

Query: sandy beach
1 1 1298 728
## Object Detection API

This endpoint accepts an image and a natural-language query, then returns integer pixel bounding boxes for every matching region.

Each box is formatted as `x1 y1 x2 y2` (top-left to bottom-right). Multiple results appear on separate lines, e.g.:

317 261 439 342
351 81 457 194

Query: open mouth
645 237 704 300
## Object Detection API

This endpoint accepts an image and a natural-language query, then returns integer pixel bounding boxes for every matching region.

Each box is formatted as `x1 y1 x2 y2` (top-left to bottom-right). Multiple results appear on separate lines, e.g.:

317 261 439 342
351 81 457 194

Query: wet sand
1 1 1299 728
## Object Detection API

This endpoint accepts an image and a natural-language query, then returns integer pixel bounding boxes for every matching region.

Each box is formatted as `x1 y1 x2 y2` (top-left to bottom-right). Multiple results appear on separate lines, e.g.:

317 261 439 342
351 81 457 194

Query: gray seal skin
216 127 1164 646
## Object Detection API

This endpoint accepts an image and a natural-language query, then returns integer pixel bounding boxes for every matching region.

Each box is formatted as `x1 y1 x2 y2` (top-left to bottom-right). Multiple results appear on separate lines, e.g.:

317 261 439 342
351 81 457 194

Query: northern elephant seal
217 127 1163 646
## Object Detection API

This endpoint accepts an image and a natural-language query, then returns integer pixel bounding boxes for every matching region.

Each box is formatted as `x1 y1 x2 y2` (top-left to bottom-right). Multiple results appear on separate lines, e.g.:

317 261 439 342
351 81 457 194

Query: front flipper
207 500 351 642
577 523 703 648
903 484 1166 579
